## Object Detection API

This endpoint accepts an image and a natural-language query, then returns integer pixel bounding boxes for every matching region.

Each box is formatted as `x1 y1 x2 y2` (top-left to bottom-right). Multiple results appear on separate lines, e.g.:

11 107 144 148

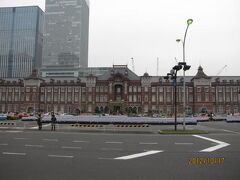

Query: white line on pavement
48 155 73 158
61 146 82 149
3 152 26 156
72 140 89 143
175 143 194 145
193 135 230 152
25 144 44 148
139 142 158 145
221 129 240 134
30 124 51 129
105 141 123 144
42 139 58 142
114 150 163 160
14 138 28 140
0 143 8 146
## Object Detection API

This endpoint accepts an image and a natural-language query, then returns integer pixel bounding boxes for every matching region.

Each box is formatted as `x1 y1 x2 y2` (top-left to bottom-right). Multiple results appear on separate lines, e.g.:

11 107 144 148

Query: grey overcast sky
0 0 240 76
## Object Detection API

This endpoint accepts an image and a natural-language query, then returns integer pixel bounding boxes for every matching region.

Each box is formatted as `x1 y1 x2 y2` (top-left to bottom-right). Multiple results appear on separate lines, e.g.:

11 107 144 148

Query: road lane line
42 139 58 142
3 152 26 156
175 143 194 145
14 138 28 140
221 129 240 134
139 142 158 145
61 146 82 149
30 124 51 129
72 140 89 143
25 144 43 148
105 141 123 144
48 155 73 158
193 135 230 152
114 150 163 160
0 143 8 146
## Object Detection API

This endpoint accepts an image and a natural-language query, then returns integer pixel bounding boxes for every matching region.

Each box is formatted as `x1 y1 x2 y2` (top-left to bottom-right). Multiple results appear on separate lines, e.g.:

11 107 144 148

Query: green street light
187 19 193 25
176 18 193 131
176 39 181 43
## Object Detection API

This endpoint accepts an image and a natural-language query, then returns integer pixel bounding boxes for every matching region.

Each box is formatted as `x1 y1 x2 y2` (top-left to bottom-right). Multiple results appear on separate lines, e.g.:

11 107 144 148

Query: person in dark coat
51 113 57 131
37 113 42 130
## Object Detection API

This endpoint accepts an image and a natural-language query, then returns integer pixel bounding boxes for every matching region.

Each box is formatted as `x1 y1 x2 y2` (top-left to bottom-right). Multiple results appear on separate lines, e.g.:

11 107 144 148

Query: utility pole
157 57 159 76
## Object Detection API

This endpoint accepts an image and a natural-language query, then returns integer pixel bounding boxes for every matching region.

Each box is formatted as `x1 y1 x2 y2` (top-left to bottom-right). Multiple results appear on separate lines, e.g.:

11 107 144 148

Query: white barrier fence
226 115 240 122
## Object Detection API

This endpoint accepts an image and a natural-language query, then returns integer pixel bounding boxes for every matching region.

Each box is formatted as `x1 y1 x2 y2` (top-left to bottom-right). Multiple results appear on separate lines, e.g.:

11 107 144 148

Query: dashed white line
61 146 82 149
3 152 26 156
193 135 230 152
25 144 44 148
72 140 89 143
139 142 158 145
221 129 240 134
42 139 58 142
14 138 28 140
0 143 8 146
115 150 163 160
30 124 51 129
48 155 73 158
105 141 123 144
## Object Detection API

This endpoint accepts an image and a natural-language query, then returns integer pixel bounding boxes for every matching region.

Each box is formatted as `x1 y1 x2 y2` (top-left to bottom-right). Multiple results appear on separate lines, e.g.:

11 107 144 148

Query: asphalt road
0 121 240 180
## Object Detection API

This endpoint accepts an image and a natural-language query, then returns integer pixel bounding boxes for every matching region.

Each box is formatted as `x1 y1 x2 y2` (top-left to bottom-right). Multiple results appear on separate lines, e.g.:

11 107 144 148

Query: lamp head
173 65 182 71
176 39 181 43
187 19 193 25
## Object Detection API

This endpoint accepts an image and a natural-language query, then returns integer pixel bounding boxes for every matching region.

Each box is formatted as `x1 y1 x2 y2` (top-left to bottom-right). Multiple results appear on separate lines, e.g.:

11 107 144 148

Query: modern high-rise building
43 0 89 68
0 6 44 78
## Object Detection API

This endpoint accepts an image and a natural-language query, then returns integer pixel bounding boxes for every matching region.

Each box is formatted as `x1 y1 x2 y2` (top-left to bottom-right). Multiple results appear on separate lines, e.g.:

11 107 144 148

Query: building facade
0 65 239 115
0 6 44 78
43 0 89 68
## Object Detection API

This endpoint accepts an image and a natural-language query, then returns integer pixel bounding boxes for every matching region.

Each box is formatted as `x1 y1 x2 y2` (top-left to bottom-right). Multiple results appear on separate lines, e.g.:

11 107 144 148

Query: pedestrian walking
51 113 57 131
37 113 42 130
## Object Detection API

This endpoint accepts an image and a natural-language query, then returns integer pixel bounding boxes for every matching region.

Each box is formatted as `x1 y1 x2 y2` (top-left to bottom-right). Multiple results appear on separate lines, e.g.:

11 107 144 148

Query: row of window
0 86 240 94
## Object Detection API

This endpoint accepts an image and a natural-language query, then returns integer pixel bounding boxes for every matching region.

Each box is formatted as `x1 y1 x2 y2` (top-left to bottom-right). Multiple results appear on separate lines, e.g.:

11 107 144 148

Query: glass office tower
0 6 44 78
43 0 89 68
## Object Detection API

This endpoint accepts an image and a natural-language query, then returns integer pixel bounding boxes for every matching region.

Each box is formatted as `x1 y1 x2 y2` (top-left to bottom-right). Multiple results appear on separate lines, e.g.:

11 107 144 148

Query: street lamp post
164 65 182 131
176 19 193 130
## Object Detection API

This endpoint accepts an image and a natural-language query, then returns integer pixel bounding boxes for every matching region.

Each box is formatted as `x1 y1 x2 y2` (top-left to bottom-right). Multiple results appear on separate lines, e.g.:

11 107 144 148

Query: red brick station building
0 65 239 116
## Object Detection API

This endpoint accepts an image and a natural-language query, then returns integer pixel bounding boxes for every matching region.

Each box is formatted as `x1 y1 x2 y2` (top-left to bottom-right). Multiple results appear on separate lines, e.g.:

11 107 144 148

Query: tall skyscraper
43 0 89 68
0 6 44 78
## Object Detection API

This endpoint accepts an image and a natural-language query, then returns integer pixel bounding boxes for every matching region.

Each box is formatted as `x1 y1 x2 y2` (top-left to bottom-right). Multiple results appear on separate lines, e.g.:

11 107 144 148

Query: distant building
43 0 89 68
0 65 239 115
40 65 111 77
0 6 44 78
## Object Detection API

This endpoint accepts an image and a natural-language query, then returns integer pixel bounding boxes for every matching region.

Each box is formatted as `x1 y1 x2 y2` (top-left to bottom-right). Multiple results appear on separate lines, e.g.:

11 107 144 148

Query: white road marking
0 143 8 146
114 150 163 160
30 124 51 129
175 143 194 145
193 135 230 152
139 142 158 145
3 152 26 156
100 148 123 151
72 140 89 143
48 155 73 158
105 141 123 144
5 130 23 133
42 139 58 142
25 144 43 148
14 138 28 140
221 129 240 134
61 146 82 149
